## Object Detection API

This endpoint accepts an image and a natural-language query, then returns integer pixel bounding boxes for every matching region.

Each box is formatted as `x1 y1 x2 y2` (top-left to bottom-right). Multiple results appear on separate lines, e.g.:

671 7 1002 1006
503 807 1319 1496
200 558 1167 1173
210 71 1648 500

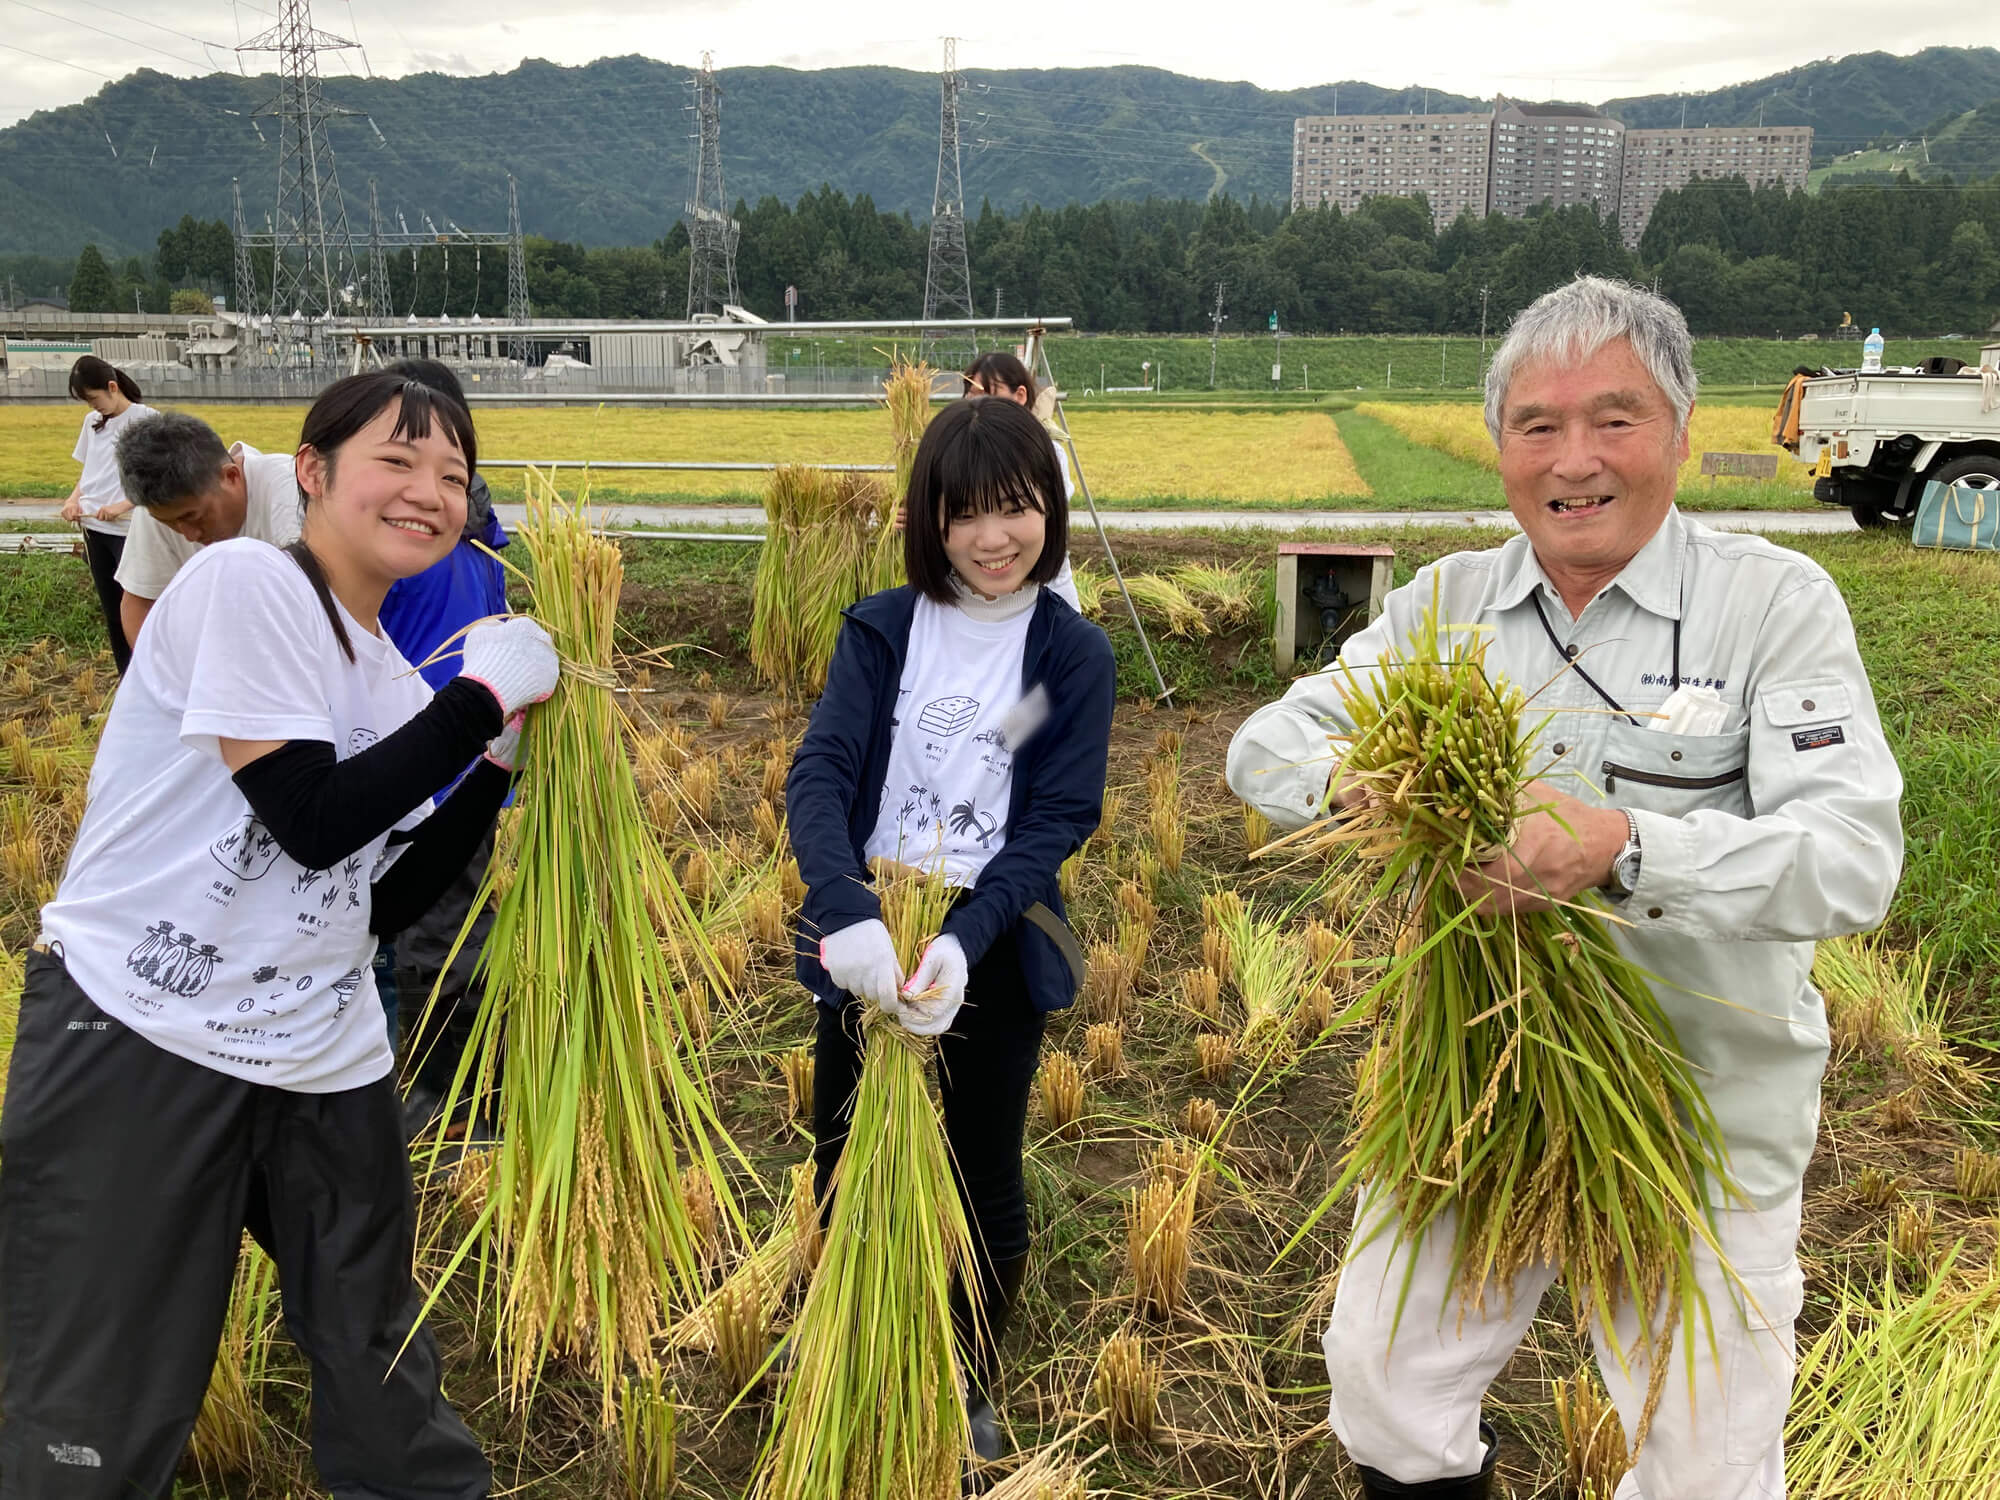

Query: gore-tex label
1792 725 1846 752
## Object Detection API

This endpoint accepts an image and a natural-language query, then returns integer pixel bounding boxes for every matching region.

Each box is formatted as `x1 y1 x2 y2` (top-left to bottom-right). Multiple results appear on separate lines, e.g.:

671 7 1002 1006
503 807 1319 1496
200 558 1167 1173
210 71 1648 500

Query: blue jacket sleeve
786 618 886 944
942 621 1115 966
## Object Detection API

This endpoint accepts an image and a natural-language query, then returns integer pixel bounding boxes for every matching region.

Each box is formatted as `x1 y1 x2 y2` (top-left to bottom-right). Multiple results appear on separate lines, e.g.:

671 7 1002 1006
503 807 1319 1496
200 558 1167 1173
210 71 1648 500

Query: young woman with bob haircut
0 371 563 1500
785 394 1116 1464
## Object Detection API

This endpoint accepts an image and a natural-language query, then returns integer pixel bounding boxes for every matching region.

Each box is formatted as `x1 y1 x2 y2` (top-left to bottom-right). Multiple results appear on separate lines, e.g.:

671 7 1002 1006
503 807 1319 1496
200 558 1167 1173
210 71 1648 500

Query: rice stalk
1891 1198 1937 1268
710 1266 772 1394
1195 1032 1235 1085
1150 1137 1215 1213
754 857 975 1500
418 475 743 1422
1786 1251 2000 1495
1082 1022 1124 1080
1954 1147 2000 1202
1282 597 1734 1413
979 1445 1091 1500
0 943 21 1113
1180 967 1221 1026
1852 1167 1902 1208
754 798 784 853
1067 563 1107 618
1145 760 1185 876
1084 943 1135 1025
1093 1331 1160 1445
780 1043 814 1124
1241 803 1273 860
1183 1096 1221 1142
187 1242 280 1481
1127 1174 1195 1316
1553 1366 1630 1500
618 1366 677 1500
790 1162 825 1278
1038 1051 1087 1141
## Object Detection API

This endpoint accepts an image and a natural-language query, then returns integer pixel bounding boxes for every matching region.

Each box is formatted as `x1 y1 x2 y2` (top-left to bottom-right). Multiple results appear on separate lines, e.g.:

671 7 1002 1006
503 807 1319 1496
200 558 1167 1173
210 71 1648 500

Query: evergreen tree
66 243 116 311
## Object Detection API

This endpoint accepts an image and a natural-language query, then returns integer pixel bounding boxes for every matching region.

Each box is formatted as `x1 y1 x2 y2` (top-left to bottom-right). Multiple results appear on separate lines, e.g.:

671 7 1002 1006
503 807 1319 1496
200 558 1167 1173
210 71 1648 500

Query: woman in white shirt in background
58 355 158 674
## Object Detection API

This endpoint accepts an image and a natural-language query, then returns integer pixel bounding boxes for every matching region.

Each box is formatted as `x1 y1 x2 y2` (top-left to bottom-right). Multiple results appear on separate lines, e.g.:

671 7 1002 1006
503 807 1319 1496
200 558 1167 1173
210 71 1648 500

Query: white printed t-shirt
40 539 432 1092
114 441 302 599
864 588 1033 886
71 403 160 535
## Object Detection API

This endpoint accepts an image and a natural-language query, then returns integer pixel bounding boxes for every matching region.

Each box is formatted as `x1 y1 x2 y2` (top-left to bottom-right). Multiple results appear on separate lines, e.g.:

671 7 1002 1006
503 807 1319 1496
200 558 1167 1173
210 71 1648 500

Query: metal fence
0 362 910 404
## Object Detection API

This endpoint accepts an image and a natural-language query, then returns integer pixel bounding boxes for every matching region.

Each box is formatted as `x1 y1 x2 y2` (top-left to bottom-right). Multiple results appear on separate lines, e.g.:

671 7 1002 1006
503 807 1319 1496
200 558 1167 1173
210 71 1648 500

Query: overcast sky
0 0 1991 129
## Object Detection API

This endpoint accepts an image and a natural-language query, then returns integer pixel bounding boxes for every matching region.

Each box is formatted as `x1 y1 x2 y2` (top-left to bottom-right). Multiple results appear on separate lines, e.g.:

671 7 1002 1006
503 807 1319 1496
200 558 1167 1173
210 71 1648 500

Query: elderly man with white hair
1228 276 1903 1499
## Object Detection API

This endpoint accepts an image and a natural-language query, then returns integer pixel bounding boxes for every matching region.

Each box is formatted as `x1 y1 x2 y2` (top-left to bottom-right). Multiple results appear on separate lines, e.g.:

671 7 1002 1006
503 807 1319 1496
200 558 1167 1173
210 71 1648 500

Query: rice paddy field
0 397 1817 513
1 523 1996 1498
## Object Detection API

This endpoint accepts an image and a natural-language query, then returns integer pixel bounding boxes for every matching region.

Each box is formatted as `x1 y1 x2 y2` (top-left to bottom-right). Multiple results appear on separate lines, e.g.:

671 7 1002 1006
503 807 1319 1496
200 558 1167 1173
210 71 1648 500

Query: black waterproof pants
79 529 130 677
0 952 489 1500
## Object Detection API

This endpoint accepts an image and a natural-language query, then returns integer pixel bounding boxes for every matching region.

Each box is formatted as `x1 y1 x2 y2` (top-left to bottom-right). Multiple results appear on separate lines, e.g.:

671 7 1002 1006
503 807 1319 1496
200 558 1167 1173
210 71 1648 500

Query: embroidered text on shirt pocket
1599 719 1750 820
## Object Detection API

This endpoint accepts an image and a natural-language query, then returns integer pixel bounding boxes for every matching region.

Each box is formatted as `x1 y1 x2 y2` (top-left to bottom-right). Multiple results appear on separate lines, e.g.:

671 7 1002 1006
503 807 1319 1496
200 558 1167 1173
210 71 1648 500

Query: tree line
17 173 1999 338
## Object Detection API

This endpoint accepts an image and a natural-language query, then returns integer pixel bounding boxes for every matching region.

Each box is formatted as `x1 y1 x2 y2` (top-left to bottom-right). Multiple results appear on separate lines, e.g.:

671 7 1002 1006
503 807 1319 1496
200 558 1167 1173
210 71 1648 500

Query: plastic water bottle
1862 327 1885 373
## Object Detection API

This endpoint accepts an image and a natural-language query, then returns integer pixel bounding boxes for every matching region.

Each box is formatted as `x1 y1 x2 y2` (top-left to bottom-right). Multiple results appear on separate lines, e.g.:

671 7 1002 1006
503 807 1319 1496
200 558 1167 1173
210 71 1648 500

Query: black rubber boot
1354 1420 1499 1499
955 1251 1030 1465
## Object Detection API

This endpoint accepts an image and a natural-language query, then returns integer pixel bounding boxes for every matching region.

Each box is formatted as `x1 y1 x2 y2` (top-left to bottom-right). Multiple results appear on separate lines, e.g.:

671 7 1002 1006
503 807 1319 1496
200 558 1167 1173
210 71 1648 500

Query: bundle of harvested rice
1812 934 1980 1106
1786 1251 2000 1495
879 358 937 592
751 466 892 695
1118 574 1209 638
1215 898 1312 1061
1283 601 1732 1428
1170 561 1261 629
754 858 978 1500
421 476 742 1419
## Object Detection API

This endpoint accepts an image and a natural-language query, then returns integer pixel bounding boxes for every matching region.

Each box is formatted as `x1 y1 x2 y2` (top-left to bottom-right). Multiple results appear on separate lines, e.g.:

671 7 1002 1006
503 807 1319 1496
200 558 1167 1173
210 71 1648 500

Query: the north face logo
48 1443 102 1467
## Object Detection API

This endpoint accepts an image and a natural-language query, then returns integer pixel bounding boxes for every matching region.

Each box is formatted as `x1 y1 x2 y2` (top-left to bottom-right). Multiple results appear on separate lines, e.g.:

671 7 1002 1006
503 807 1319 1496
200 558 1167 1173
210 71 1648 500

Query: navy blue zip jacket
786 583 1116 1012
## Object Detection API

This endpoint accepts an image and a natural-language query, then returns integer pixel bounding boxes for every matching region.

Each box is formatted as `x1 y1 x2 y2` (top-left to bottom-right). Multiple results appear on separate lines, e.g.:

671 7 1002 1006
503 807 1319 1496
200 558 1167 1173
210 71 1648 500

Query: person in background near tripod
788 395 1113 1466
960 351 1081 610
58 356 158 675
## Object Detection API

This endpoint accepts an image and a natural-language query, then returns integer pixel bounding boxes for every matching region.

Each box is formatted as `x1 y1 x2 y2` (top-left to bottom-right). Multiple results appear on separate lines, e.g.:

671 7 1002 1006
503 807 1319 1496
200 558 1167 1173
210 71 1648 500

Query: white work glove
819 918 903 1012
482 711 526 772
898 935 968 1036
461 616 559 717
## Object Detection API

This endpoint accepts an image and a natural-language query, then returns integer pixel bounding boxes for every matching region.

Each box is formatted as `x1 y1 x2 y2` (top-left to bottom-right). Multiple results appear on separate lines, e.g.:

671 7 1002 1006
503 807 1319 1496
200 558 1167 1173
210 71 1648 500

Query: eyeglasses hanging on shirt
1529 588 1682 728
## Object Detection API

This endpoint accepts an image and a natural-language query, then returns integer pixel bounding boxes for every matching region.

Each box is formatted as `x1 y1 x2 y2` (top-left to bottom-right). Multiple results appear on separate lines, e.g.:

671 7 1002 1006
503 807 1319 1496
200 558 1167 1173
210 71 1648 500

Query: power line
0 38 114 77
1 0 216 73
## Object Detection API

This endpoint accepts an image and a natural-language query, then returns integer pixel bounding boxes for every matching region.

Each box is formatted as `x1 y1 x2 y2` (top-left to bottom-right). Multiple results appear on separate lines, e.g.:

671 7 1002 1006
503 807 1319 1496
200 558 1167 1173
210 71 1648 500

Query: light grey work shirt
1227 508 1904 1209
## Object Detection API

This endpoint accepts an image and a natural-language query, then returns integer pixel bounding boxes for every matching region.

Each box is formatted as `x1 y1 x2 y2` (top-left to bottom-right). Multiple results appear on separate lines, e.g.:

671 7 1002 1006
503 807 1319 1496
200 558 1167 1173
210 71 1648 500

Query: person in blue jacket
373 359 510 1135
786 395 1116 1464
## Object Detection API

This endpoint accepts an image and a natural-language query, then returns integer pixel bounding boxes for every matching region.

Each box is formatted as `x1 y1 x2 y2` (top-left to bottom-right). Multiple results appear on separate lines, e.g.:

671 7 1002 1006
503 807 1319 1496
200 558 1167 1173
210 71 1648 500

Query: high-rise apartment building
1291 112 1494 229
1289 100 1815 244
1486 99 1626 218
1616 125 1814 246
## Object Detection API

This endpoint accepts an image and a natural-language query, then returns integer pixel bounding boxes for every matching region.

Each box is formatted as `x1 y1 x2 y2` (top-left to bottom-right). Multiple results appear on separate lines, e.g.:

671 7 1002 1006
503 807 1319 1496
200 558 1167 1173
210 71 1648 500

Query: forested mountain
2 46 1997 257
1606 46 2000 156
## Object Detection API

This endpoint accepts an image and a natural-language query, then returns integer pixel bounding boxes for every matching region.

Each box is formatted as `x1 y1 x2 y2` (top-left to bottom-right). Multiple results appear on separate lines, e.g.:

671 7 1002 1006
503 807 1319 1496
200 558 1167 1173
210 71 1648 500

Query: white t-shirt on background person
114 441 303 599
71 403 160 536
865 588 1034 887
40 540 432 1092
1047 436 1080 611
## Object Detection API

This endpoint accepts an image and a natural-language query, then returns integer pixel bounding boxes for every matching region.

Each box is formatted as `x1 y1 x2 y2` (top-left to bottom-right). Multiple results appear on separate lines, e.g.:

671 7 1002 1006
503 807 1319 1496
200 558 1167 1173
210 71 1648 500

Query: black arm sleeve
228 676 503 871
367 758 511 937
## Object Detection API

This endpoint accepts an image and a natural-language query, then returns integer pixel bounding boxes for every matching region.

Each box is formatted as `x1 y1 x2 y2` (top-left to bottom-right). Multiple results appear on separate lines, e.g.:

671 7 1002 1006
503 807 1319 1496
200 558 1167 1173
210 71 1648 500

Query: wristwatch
1606 809 1642 898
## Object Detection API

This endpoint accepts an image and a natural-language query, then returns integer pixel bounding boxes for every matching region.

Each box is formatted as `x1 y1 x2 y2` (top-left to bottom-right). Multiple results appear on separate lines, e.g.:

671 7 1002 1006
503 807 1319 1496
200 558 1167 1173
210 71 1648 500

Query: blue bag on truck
1912 481 2000 552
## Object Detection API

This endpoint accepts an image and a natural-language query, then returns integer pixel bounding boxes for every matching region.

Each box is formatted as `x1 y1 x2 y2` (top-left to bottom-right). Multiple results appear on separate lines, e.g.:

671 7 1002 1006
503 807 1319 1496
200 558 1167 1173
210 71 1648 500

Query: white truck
1780 342 2000 527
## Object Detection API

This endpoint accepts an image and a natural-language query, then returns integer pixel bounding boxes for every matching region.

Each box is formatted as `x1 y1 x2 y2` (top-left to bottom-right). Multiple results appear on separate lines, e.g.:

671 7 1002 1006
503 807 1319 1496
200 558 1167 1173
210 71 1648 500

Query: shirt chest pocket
1599 717 1750 819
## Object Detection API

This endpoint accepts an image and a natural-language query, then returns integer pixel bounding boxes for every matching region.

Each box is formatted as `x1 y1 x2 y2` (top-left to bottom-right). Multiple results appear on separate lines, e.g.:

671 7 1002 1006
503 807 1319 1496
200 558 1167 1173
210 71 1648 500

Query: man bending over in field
113 410 301 648
1227 276 1903 1499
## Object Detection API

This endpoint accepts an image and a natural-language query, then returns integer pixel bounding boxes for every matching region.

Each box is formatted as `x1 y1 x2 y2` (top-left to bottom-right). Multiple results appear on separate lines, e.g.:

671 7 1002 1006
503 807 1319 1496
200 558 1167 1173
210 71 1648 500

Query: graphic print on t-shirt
917 695 980 736
210 815 283 881
126 920 221 998
947 797 999 847
346 727 379 755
